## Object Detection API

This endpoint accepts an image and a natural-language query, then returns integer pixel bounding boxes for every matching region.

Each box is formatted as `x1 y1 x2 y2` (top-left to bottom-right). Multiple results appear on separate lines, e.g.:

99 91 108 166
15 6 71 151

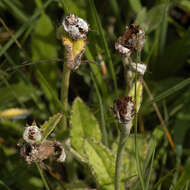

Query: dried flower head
112 96 135 124
115 24 145 56
19 141 66 164
129 62 147 75
23 125 42 144
62 14 89 40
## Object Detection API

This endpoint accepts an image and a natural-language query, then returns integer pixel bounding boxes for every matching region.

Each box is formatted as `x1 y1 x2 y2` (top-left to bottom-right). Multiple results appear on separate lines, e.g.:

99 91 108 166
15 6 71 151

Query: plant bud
112 96 135 124
62 14 89 40
23 125 42 144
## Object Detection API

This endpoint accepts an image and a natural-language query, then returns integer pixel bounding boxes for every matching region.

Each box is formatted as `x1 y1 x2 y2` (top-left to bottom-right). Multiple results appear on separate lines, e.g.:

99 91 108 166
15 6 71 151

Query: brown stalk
140 77 176 155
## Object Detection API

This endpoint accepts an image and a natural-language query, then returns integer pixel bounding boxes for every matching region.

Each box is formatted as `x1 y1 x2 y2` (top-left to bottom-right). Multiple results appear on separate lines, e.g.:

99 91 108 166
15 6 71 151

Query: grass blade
88 0 118 96
0 0 54 57
146 77 190 106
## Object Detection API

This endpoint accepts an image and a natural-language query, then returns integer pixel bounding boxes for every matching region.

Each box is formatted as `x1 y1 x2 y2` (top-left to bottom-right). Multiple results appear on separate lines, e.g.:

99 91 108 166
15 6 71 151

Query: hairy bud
111 96 135 124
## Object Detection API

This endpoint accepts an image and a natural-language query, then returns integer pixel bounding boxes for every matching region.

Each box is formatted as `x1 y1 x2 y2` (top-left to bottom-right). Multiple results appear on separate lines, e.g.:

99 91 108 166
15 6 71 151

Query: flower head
115 24 145 56
23 125 42 144
62 14 89 40
112 96 135 124
19 141 66 164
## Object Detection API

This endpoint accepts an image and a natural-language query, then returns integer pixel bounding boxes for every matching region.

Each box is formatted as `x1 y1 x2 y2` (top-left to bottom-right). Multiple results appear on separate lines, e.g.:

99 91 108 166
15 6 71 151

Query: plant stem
91 72 108 146
115 122 131 190
35 163 50 190
61 63 71 129
134 51 145 190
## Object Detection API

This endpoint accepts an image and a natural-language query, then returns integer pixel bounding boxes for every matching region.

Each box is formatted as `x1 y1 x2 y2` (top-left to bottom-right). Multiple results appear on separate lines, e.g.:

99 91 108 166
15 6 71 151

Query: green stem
35 163 50 190
91 73 108 146
61 63 71 129
134 52 145 190
115 122 131 190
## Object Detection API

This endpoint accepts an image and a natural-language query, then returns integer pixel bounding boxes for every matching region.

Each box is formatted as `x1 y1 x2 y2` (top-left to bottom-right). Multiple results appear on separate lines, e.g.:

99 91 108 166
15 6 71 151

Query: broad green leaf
41 113 63 142
70 97 101 156
31 13 58 88
84 138 116 190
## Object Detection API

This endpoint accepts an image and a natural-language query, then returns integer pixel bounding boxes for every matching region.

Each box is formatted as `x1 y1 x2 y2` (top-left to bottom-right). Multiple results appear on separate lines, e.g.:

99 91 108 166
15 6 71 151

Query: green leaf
0 82 41 109
175 158 190 190
1 0 28 23
147 4 165 33
88 0 118 95
84 138 115 190
41 113 63 142
70 97 101 156
177 0 190 12
155 29 190 78
146 78 190 106
129 0 142 13
0 0 54 57
31 13 58 88
143 127 164 179
112 135 148 179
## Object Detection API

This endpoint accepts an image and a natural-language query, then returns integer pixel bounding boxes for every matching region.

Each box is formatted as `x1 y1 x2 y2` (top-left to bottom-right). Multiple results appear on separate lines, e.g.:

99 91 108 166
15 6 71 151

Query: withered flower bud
62 14 89 40
115 24 145 56
19 141 66 164
112 96 135 124
23 125 42 144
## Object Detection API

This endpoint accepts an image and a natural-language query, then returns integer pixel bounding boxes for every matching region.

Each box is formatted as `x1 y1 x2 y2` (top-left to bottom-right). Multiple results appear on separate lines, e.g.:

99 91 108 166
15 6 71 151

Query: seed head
62 14 89 40
23 125 42 144
112 96 135 124
19 141 66 164
115 24 145 56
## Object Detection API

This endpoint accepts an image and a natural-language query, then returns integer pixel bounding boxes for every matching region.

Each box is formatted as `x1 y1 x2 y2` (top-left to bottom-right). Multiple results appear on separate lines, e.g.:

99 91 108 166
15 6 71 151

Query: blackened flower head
112 96 135 124
19 141 66 164
115 24 145 56
62 14 89 40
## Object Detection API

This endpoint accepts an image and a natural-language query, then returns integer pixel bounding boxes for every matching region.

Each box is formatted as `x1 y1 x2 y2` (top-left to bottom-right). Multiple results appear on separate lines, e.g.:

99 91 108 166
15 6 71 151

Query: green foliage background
0 0 190 189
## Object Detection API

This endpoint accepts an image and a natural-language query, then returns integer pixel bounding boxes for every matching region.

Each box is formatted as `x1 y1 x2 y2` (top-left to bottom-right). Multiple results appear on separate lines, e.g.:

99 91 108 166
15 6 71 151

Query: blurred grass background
0 0 190 189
